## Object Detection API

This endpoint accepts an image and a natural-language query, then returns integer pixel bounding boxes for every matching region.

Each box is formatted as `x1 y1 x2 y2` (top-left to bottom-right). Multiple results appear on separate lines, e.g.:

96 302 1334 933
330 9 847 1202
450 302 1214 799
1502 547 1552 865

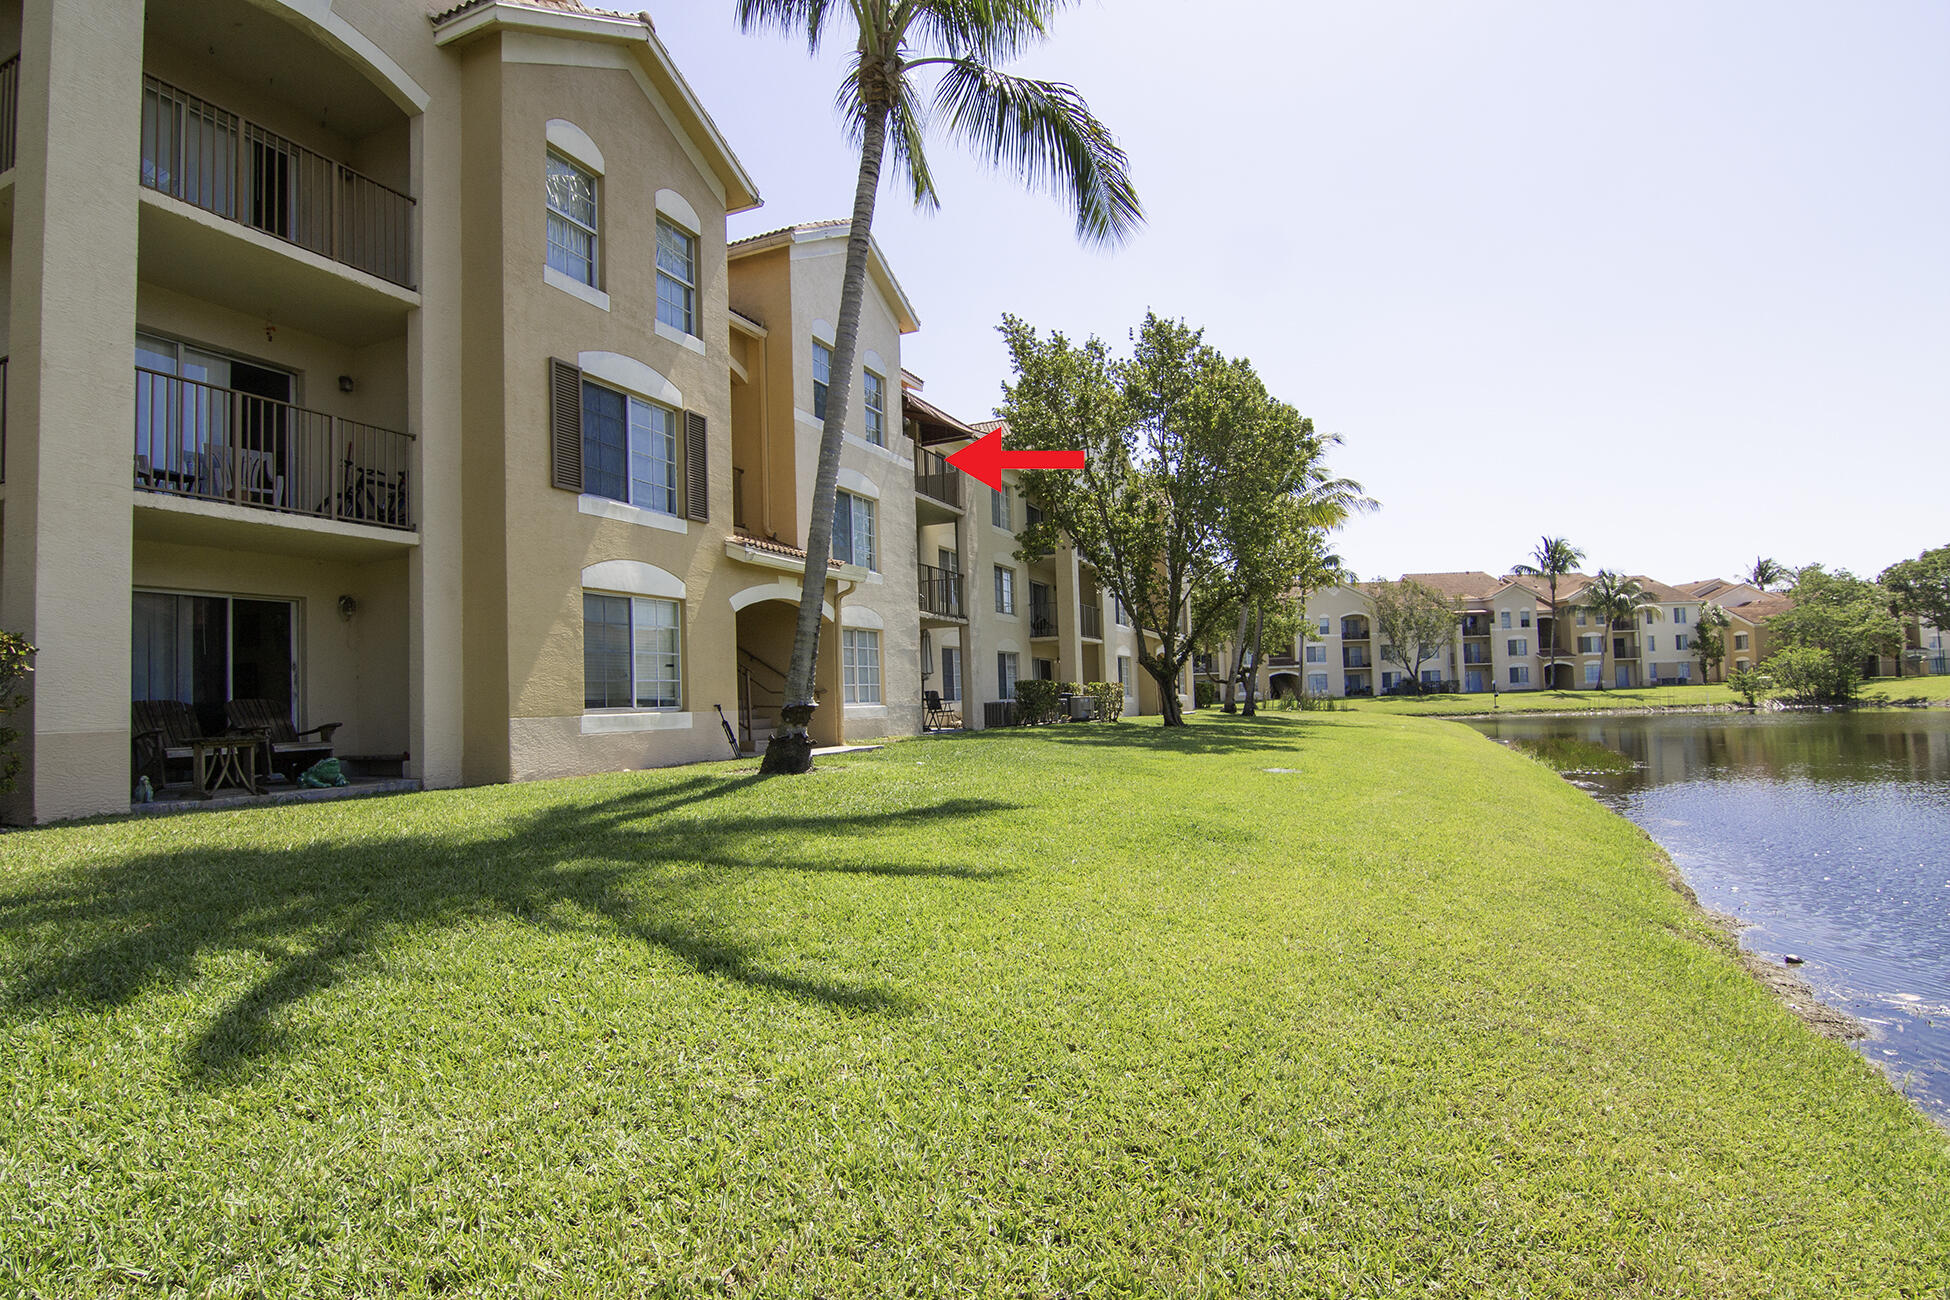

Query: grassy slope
1335 674 1950 717
2 713 1945 1297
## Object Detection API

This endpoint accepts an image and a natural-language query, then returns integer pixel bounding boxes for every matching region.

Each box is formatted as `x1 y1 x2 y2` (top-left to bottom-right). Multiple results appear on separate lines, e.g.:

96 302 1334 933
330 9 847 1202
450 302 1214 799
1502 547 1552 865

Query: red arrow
945 429 1087 492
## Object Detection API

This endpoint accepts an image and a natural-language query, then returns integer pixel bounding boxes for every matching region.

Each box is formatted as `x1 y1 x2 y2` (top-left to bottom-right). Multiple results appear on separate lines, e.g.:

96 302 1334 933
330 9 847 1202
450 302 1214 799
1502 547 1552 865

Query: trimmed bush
0 631 35 794
1194 680 1220 709
1085 681 1125 722
1013 679 1063 725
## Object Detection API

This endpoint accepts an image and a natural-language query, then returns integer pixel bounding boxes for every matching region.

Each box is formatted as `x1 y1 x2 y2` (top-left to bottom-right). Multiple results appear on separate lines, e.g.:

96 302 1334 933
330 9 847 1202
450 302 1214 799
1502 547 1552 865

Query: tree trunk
1142 651 1186 727
760 87 891 775
1242 604 1265 716
1223 602 1249 713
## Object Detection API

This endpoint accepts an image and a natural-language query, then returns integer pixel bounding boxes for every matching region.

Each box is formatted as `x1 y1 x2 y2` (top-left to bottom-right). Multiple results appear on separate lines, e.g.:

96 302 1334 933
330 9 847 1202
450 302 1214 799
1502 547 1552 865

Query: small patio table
190 736 260 799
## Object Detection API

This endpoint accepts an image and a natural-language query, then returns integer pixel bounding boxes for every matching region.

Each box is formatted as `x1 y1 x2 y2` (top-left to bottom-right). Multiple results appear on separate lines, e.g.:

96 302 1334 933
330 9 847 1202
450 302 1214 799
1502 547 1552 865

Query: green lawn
1332 673 1950 717
2 713 1945 1296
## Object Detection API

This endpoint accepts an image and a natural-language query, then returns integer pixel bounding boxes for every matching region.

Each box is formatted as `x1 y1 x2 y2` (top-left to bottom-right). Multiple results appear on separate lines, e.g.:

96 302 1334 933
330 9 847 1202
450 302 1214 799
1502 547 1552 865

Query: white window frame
940 646 961 702
583 592 682 712
1117 654 1133 694
654 216 697 337
1507 638 1528 656
1305 645 1327 664
546 151 599 287
1520 610 1532 628
841 628 882 704
991 486 1013 531
1500 610 1511 629
582 379 680 517
812 341 831 421
994 565 1016 615
863 369 886 447
1509 665 1530 685
832 490 877 571
1584 661 1601 686
997 651 1019 700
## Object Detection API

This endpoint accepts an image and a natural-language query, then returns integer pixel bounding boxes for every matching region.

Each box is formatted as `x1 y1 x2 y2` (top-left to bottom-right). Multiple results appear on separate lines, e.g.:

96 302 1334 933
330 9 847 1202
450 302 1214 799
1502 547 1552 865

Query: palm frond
735 0 843 53
908 0 1070 63
930 60 1143 247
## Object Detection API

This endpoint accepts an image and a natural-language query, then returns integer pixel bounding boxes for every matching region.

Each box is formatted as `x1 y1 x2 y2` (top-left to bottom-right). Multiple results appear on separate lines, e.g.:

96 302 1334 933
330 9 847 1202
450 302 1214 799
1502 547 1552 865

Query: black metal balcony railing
918 564 963 620
1341 621 1370 640
135 367 414 530
1461 617 1491 637
1079 601 1102 640
1030 596 1057 639
1343 649 1370 669
140 75 415 289
914 446 961 510
0 56 19 174
1463 648 1492 665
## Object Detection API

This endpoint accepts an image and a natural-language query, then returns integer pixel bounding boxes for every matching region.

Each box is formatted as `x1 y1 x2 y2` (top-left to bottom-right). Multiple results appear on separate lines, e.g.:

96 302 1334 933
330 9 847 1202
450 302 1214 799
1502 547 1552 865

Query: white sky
646 1 1949 585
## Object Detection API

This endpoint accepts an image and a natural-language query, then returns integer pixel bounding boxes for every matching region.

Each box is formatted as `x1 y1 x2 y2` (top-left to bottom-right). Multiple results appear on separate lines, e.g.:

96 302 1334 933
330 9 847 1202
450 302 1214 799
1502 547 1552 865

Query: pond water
1467 710 1950 1126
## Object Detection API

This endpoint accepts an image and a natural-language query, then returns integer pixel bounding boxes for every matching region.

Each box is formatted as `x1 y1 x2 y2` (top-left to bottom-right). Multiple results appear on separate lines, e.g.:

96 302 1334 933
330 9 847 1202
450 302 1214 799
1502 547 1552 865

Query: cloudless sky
646 1 1948 585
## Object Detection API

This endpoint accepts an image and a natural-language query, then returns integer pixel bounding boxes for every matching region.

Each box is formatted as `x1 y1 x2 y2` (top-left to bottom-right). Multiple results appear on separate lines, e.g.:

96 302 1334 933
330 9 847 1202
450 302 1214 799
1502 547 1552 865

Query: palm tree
1510 536 1584 691
1746 557 1791 592
1581 570 1661 690
739 0 1142 773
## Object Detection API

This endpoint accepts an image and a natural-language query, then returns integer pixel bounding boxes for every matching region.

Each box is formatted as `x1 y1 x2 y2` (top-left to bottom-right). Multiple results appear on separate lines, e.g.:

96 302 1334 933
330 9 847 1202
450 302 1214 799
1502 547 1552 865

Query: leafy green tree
1510 536 1585 690
1693 602 1731 684
1765 566 1900 701
1762 646 1852 706
1580 571 1661 690
739 0 1141 772
1370 580 1455 694
1726 665 1769 707
1878 545 1950 677
0 631 35 794
1003 314 1339 725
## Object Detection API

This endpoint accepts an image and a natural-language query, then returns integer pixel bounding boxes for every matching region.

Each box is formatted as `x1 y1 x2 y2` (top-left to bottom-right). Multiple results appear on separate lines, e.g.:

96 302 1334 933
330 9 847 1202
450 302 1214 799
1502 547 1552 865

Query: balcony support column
1054 543 1085 685
1 0 145 822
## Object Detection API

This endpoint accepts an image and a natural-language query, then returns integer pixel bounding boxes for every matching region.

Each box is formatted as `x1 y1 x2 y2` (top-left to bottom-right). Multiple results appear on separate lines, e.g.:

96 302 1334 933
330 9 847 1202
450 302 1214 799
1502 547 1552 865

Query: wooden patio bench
226 698 342 784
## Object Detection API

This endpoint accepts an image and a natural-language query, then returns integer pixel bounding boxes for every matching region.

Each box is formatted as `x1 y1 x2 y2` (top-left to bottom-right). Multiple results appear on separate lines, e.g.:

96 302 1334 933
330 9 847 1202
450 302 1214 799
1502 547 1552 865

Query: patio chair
132 699 203 789
923 690 950 731
225 698 342 784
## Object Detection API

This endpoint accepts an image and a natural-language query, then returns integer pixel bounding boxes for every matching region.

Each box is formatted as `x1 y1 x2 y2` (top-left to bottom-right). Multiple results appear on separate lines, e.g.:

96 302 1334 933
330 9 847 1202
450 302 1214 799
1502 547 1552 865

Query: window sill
654 319 707 355
843 703 889 716
578 494 688 535
581 710 693 735
545 265 610 312
845 433 911 466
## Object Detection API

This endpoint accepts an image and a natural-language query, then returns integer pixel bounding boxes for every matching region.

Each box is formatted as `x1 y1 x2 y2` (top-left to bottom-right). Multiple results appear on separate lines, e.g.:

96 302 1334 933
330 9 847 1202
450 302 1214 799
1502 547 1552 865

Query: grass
1335 673 1950 717
2 712 1946 1296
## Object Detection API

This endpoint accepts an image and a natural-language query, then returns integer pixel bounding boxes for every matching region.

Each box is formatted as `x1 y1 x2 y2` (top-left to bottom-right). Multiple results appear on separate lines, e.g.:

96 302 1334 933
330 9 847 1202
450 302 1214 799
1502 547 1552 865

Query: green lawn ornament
298 758 348 789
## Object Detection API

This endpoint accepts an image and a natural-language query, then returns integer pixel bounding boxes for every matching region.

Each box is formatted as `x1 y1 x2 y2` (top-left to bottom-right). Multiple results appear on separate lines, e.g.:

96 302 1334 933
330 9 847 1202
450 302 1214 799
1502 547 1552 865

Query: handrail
133 366 415 530
914 446 961 509
0 56 19 175
737 645 789 687
139 74 415 289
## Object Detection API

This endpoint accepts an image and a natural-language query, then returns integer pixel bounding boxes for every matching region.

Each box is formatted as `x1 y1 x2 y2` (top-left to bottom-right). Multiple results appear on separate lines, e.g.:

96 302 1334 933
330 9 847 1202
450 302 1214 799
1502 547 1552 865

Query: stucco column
0 0 145 822
408 90 464 789
1054 543 1084 684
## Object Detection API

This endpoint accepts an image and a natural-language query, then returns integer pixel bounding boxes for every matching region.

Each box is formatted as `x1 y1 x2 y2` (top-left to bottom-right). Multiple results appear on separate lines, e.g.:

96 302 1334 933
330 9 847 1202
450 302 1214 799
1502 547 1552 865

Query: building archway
732 597 841 752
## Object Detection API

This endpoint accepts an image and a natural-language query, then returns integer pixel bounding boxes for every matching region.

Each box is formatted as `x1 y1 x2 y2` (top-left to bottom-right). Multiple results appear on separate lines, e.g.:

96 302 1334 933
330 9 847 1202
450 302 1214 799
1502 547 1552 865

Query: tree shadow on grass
0 774 1018 1083
972 710 1325 756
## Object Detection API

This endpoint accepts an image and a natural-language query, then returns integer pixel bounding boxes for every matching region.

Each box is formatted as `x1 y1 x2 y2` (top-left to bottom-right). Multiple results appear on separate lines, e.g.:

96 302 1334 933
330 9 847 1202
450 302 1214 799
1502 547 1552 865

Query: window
1576 610 1587 626
842 628 882 703
1500 610 1511 629
991 486 1013 530
655 217 696 335
1735 632 1750 650
1735 658 1750 672
1305 645 1327 664
1507 638 1528 656
938 548 960 573
546 152 598 286
583 594 680 710
940 647 961 701
1118 655 1132 692
1643 609 1657 626
582 381 679 515
1584 661 1601 686
994 565 1016 615
832 490 877 571
1674 606 1689 625
133 592 294 729
1034 658 1056 681
997 652 1019 699
1647 635 1657 652
812 341 831 421
1113 596 1131 627
1578 634 1603 654
1674 633 1689 651
1318 618 1331 638
1381 671 1399 691
863 370 886 446
1509 666 1531 685
1421 669 1442 684
1309 672 1330 693
1520 610 1532 628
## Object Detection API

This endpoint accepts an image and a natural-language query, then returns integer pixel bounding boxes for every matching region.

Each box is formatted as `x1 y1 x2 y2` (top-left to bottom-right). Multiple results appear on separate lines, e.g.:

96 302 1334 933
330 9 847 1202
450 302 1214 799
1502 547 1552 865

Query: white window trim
545 264 610 311
582 591 684 716
546 119 605 174
578 494 688 535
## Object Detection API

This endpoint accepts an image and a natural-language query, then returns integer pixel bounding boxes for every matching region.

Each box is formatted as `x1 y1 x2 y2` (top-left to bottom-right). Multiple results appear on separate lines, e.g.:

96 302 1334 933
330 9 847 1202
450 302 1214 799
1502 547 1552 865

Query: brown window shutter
684 410 709 522
549 358 582 492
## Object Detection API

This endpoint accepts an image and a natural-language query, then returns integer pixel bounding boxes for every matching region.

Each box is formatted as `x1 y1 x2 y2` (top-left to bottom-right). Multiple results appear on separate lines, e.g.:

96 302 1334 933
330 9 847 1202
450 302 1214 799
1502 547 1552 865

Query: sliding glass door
133 592 295 734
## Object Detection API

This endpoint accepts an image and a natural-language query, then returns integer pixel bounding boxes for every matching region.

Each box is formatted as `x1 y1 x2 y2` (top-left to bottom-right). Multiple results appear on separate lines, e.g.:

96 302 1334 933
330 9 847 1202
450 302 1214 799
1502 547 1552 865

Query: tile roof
903 391 981 441
1628 575 1694 603
730 534 844 569
1726 592 1794 623
729 221 849 251
1397 571 1504 602
429 0 634 25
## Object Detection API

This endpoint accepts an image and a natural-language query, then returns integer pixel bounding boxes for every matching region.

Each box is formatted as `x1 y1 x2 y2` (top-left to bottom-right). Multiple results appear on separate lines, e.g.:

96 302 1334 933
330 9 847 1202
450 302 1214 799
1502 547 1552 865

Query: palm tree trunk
1223 602 1249 713
761 89 891 775
1545 578 1560 690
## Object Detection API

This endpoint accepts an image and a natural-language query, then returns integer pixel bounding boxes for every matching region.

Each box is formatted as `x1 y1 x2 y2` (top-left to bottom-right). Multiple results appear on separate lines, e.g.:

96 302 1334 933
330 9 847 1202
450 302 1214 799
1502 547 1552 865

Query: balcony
1461 616 1492 637
1341 618 1370 641
0 55 18 175
914 446 962 513
1029 595 1058 640
135 367 414 531
1079 601 1103 640
1462 648 1492 665
1343 649 1370 669
918 563 964 621
140 76 414 289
